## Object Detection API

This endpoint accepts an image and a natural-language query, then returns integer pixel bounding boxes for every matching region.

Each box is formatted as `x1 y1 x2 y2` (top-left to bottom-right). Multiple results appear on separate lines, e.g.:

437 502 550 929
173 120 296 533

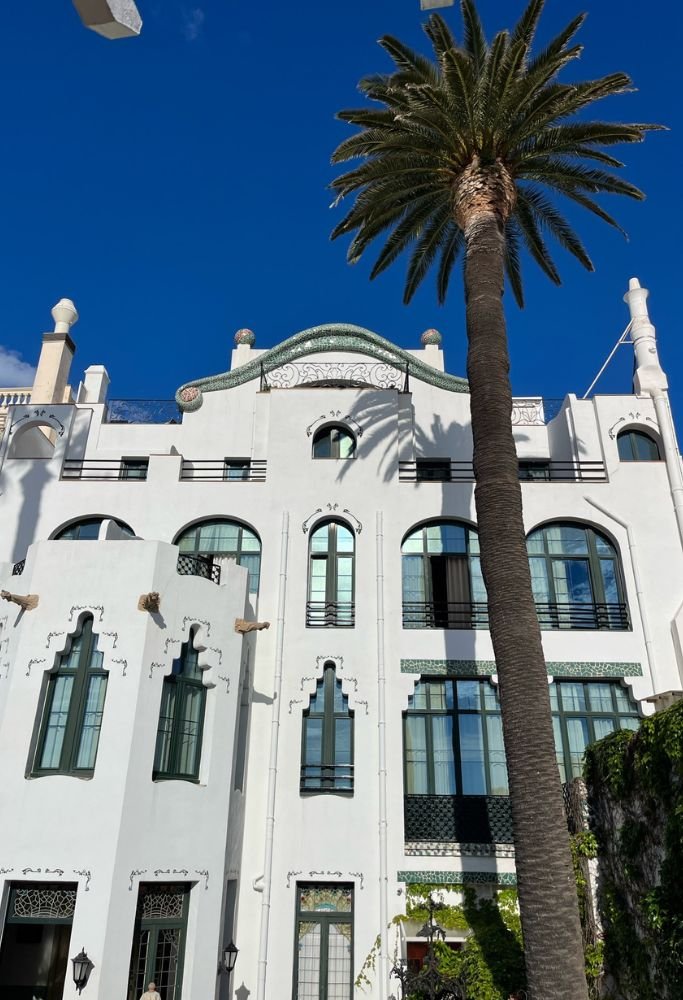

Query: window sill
28 770 95 780
152 773 201 784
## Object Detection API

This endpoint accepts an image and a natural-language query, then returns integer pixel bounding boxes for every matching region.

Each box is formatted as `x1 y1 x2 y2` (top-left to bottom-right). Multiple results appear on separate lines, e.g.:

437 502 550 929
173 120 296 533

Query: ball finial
234 328 256 346
420 328 442 346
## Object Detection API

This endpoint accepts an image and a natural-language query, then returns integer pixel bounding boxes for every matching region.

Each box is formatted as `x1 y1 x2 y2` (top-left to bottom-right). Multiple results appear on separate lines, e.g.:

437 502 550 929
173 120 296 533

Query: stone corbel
138 592 161 613
1 591 39 612
234 619 270 634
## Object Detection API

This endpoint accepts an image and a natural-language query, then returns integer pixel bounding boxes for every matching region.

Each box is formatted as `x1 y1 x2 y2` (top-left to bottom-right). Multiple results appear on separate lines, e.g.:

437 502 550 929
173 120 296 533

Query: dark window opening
312 425 356 459
301 663 354 793
617 429 661 462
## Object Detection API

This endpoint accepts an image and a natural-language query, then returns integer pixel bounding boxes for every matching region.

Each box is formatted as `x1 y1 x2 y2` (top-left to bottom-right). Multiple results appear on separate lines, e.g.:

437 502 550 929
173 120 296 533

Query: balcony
404 795 514 844
176 553 221 585
402 600 629 631
399 460 607 483
180 459 267 482
306 601 355 628
300 763 354 793
12 559 26 576
61 459 149 481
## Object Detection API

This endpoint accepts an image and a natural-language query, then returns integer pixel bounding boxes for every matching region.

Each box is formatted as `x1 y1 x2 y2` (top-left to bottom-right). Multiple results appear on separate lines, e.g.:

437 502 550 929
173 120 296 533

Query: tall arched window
617 428 661 462
32 615 108 776
55 517 134 540
312 425 356 459
307 521 355 627
153 628 206 781
526 522 629 630
402 522 486 629
175 519 261 592
300 663 354 793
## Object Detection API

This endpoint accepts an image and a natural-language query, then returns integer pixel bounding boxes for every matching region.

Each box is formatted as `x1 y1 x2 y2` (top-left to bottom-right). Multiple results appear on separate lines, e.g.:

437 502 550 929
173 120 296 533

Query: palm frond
516 186 593 271
436 223 464 304
460 0 487 71
511 0 546 49
504 220 524 307
514 196 562 284
404 203 454 303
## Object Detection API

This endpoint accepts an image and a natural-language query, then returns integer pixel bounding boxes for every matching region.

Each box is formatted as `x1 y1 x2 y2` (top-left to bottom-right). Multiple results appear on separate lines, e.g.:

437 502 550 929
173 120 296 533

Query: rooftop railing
105 399 181 424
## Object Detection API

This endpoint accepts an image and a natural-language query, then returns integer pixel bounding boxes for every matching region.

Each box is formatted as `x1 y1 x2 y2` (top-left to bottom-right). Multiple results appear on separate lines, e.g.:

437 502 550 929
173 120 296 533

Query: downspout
583 496 661 693
256 511 289 1000
376 511 389 1000
624 278 683 550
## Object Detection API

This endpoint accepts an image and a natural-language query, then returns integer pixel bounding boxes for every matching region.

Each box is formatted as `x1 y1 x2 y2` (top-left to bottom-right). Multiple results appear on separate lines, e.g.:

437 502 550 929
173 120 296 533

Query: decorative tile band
404 842 516 860
400 660 643 679
398 869 517 887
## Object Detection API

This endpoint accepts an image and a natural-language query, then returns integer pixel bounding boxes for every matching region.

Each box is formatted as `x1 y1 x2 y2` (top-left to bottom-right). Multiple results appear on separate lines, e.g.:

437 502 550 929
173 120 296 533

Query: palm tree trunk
462 209 589 1000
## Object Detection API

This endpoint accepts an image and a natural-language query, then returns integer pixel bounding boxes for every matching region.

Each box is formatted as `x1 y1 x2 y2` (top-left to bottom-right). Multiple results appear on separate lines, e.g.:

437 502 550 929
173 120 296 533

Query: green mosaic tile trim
176 324 469 410
398 869 517 887
400 660 643 678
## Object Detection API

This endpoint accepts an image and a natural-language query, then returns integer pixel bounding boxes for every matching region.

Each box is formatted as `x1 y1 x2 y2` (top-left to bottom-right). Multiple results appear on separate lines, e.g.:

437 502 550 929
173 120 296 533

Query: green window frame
223 458 251 481
293 884 353 1000
126 883 189 1000
307 520 355 627
32 616 108 778
550 680 640 782
526 522 628 630
617 429 661 461
403 679 508 797
120 458 149 480
175 518 261 593
301 663 354 794
401 521 486 629
312 425 356 459
153 629 206 782
55 517 134 539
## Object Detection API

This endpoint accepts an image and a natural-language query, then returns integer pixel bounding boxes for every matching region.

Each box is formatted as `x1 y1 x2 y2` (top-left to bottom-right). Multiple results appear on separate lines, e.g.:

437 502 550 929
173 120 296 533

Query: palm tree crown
331 0 661 305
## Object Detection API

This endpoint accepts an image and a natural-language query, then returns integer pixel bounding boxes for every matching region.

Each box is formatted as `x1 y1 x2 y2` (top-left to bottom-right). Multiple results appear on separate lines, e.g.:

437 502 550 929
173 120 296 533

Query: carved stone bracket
138 593 161 613
234 619 270 634
1 591 39 611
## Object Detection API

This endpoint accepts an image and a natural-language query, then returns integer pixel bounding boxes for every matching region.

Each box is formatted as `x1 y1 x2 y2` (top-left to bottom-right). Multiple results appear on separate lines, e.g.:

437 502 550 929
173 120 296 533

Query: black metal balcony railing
300 763 354 793
534 601 629 630
12 559 26 576
399 460 607 483
402 600 629 631
61 460 149 481
306 601 355 628
180 460 267 482
176 553 221 585
402 601 490 629
404 794 514 844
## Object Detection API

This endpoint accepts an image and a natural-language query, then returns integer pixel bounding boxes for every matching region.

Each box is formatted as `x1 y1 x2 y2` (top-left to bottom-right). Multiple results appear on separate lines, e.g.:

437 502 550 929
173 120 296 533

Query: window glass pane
617 433 634 461
599 559 619 603
309 558 328 601
458 715 486 794
441 524 467 554
176 686 203 776
87 634 104 670
198 523 239 550
431 716 456 794
239 553 261 592
337 431 355 459
332 677 348 714
486 714 509 795
619 717 640 732
552 715 566 783
526 531 545 555
614 685 636 714
40 676 74 768
75 674 107 769
410 683 427 711
335 719 352 789
633 432 660 461
549 684 559 711
587 683 614 713
313 430 332 458
552 559 593 604
326 921 352 999
593 718 616 741
529 557 550 602
401 531 423 554
565 718 590 778
559 683 588 712
304 718 323 766
468 530 480 554
402 555 426 603
546 525 588 555
154 684 176 773
427 681 448 712
74 521 101 540
310 525 329 553
181 641 201 681
336 526 354 553
594 534 615 556
336 559 353 600
483 683 500 711
404 716 428 794
456 680 480 711
241 530 261 551
470 556 487 602
297 922 322 999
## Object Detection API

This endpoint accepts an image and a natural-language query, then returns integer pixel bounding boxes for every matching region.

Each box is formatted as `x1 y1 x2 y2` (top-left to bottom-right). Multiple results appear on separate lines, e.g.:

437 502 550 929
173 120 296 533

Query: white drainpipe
256 511 290 1000
376 511 390 999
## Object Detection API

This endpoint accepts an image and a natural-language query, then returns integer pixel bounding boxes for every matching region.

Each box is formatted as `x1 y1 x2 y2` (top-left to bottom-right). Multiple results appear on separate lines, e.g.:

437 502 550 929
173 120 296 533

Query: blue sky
0 1 681 415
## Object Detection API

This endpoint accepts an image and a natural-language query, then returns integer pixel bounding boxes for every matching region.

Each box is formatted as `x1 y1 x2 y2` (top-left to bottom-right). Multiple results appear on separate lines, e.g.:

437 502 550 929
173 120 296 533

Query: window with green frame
307 521 355 627
175 518 261 593
126 883 189 1000
550 680 640 782
153 629 206 781
300 663 353 793
617 428 661 462
403 678 641 793
403 679 508 796
32 615 108 777
293 883 353 1000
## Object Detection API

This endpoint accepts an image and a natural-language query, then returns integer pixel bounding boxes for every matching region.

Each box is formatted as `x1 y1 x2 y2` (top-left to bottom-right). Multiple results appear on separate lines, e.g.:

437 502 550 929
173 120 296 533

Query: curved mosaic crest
175 323 468 411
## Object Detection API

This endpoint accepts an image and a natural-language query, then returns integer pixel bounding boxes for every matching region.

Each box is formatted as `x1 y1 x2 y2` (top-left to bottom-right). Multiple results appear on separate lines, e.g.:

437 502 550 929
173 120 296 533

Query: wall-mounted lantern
71 948 94 994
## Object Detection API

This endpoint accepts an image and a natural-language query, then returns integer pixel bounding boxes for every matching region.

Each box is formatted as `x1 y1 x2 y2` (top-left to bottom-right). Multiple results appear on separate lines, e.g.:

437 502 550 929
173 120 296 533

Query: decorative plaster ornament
420 328 443 346
234 328 256 346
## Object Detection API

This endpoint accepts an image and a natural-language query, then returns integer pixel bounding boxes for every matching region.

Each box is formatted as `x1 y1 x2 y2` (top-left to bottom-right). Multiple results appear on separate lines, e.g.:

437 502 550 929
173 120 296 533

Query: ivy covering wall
585 700 683 999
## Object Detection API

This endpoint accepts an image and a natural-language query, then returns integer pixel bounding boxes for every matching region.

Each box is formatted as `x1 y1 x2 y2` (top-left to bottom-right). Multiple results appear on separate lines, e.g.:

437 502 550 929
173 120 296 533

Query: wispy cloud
182 7 205 41
0 346 35 387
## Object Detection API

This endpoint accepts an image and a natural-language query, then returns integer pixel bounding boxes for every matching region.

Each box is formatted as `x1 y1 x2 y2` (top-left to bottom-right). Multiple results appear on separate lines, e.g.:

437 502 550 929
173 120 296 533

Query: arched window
307 521 354 627
300 663 354 793
55 517 134 540
153 628 206 781
312 424 356 459
526 522 628 630
32 616 108 776
617 428 661 462
402 522 486 629
175 519 261 592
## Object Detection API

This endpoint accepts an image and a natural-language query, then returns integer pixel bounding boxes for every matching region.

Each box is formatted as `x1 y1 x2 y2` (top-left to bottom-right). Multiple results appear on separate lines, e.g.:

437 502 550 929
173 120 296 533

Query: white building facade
0 280 680 1000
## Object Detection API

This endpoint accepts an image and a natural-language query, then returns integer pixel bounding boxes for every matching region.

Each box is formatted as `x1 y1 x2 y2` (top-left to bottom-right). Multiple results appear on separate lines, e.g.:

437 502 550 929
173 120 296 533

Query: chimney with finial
31 299 78 405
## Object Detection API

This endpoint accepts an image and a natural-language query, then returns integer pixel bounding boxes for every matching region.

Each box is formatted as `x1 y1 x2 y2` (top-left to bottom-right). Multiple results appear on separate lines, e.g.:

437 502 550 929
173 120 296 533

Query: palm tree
330 3 661 998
